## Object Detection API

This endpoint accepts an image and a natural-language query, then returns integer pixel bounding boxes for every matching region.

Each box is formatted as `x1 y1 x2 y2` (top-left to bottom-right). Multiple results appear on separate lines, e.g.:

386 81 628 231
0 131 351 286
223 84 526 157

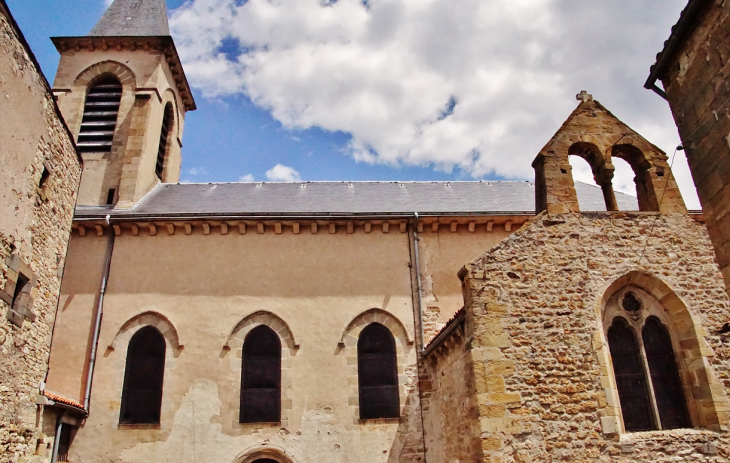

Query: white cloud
265 164 301 182
239 174 255 182
170 0 701 208
188 166 209 176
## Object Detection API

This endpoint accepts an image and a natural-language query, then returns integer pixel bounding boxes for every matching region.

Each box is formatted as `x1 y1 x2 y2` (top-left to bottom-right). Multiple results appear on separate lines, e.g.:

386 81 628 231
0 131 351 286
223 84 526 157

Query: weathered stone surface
656 0 730 293
0 4 81 461
460 212 730 461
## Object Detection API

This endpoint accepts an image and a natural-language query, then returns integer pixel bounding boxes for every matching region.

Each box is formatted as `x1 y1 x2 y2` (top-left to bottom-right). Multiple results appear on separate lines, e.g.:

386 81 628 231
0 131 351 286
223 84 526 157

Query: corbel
257 223 264 234
275 223 282 235
487 221 494 232
417 222 424 233
95 225 104 237
364 222 372 234
238 223 246 235
347 222 354 234
450 222 458 233
400 223 407 233
432 222 439 233
113 225 122 236
505 221 513 232
221 223 229 235
148 224 157 236
329 223 336 234
468 222 476 233
293 223 300 234
184 223 192 235
311 223 318 234
77 225 86 237
382 223 390 234
166 223 175 235
130 224 139 236
202 223 210 235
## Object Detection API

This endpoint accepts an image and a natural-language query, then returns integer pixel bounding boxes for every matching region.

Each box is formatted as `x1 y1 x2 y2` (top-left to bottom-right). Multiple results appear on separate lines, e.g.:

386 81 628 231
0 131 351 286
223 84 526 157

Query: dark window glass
155 104 173 179
240 326 281 423
358 323 399 419
607 317 655 431
643 317 690 429
77 77 122 153
119 326 166 424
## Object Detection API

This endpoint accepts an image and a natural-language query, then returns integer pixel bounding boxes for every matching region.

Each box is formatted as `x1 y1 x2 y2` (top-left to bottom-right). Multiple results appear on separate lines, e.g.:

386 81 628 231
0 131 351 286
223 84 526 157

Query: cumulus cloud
239 174 255 182
265 164 301 182
170 0 699 207
188 166 209 176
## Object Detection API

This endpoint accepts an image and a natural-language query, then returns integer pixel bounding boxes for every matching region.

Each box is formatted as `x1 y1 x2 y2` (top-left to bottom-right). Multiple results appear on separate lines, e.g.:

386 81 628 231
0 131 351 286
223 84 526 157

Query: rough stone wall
422 318 484 462
0 4 81 462
460 212 730 462
658 0 730 292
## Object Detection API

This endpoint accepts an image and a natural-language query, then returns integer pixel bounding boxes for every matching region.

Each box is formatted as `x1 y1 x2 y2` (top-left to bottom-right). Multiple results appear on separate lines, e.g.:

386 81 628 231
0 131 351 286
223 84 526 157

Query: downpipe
83 215 115 412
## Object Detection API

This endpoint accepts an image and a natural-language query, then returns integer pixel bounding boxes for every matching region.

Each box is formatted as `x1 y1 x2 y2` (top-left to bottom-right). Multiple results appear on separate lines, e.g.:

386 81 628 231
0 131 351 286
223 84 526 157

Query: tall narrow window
605 288 692 432
240 326 281 423
608 317 654 431
119 326 166 424
155 103 173 179
77 77 122 153
643 317 690 429
358 323 399 419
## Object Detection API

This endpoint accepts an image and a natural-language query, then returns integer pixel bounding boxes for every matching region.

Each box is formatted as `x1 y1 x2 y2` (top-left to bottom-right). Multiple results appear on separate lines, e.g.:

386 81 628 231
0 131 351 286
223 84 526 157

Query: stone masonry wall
659 0 730 291
461 212 730 462
422 318 484 462
0 4 81 462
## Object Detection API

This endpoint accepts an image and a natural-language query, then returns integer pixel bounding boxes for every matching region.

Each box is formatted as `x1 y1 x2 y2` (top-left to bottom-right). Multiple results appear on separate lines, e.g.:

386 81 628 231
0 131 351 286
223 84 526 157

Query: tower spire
89 0 170 37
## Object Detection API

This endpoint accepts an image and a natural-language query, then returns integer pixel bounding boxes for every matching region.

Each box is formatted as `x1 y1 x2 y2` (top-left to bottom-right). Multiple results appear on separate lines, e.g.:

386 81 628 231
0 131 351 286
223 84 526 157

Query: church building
4 0 730 461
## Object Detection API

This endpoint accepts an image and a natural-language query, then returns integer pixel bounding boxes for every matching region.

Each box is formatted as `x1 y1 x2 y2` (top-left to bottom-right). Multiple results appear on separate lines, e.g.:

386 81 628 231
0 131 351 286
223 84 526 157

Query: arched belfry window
605 289 690 432
357 323 399 419
119 326 166 424
155 103 173 180
240 326 281 423
77 77 122 153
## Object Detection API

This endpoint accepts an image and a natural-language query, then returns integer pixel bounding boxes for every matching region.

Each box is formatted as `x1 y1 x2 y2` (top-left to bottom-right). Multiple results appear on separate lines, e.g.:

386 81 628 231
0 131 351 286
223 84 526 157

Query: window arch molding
594 271 728 433
109 310 183 353
338 308 414 349
225 310 299 352
233 443 299 463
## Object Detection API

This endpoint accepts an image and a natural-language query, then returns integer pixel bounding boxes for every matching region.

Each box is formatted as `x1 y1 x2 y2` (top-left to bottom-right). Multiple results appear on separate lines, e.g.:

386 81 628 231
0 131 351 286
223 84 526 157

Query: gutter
412 212 425 352
71 211 535 222
83 215 115 412
644 0 707 99
49 413 64 463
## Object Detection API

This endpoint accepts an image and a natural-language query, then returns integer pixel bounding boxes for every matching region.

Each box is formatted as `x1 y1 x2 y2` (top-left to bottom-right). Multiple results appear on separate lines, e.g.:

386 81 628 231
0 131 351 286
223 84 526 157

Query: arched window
77 77 122 153
240 326 281 423
155 103 173 180
357 323 399 419
119 326 166 424
605 290 690 432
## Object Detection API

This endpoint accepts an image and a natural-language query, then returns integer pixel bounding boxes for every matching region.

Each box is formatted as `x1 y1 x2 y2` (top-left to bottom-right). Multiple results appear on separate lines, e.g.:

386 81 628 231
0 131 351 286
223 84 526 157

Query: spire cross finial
576 90 593 102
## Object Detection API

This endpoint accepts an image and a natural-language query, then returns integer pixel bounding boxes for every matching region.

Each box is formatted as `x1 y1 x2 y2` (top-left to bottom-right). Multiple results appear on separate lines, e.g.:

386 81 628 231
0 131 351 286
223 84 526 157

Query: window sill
359 417 401 425
117 423 161 430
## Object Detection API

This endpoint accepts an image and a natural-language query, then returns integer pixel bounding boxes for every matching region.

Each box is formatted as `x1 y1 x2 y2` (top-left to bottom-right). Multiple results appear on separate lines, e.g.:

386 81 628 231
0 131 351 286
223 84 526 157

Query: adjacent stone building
0 0 82 461
645 0 730 292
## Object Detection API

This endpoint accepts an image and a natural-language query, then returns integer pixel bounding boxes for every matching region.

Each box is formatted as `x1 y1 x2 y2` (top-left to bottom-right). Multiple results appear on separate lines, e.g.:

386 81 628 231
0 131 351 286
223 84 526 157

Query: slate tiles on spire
89 0 170 37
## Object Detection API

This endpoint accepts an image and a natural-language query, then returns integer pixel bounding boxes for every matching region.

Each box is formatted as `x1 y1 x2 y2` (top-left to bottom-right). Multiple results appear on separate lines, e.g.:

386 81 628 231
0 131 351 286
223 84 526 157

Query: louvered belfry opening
77 77 122 153
155 103 173 179
357 323 400 419
240 326 281 423
119 326 166 424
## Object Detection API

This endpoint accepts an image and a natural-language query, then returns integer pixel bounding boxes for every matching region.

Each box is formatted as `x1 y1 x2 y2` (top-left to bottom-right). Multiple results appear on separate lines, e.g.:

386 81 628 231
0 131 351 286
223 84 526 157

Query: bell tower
51 0 196 207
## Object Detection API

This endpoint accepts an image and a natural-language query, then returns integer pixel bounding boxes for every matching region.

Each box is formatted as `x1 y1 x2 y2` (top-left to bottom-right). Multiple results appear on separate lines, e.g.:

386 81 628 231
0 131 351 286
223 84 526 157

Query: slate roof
89 0 170 37
75 181 639 218
645 0 707 89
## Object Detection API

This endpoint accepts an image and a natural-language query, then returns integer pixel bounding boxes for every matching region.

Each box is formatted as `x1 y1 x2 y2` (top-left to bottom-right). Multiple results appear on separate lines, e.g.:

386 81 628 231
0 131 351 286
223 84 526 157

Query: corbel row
72 216 530 237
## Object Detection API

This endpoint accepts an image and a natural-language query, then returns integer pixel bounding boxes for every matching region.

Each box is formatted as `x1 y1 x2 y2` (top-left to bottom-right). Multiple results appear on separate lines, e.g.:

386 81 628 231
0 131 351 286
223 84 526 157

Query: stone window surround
155 90 180 182
233 443 298 463
1 253 38 327
223 310 298 429
594 271 728 435
107 311 183 429
339 308 414 424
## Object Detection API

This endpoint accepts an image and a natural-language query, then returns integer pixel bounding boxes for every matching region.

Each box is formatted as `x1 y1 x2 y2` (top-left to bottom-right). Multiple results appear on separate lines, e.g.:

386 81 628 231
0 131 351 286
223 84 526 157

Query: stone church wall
461 212 730 461
0 2 81 461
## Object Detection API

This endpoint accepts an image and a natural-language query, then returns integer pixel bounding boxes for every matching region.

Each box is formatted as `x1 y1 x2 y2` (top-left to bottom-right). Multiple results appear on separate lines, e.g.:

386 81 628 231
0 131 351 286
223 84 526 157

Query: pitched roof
75 181 639 218
89 0 170 37
645 0 708 92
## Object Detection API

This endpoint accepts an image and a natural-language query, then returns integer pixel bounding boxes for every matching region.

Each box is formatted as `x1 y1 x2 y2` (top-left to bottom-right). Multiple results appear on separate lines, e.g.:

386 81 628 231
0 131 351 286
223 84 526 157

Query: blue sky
5 0 701 208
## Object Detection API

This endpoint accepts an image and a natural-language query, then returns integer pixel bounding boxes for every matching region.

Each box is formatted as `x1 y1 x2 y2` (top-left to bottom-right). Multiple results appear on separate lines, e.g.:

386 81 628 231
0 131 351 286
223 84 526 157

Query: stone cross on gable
576 90 593 102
